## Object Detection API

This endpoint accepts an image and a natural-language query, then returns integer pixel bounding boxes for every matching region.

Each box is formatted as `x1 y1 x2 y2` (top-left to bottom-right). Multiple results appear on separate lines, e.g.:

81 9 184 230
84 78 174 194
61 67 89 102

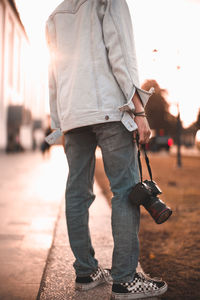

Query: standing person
46 0 168 299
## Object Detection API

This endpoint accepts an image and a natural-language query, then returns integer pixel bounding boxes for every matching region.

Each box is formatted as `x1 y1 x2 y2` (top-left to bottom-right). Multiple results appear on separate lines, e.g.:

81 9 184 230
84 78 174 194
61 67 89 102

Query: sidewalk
0 146 67 300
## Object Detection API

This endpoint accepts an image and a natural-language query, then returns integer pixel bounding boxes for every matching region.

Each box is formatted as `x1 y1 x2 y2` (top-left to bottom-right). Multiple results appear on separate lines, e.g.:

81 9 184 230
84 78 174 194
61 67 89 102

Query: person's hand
131 90 151 144
133 116 151 144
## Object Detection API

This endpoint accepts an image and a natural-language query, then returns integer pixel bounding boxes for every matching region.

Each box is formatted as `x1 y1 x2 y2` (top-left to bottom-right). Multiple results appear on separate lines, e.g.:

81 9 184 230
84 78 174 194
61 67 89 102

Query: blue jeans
64 121 140 283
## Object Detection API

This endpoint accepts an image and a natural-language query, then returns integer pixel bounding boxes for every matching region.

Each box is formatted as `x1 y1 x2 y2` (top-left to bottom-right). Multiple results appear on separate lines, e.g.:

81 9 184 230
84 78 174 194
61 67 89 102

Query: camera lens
143 196 172 224
156 208 172 224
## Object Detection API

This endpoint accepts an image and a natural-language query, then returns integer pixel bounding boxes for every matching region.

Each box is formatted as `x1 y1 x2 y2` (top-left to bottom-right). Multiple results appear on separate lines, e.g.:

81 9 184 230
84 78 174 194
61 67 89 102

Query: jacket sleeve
102 0 154 112
45 20 60 130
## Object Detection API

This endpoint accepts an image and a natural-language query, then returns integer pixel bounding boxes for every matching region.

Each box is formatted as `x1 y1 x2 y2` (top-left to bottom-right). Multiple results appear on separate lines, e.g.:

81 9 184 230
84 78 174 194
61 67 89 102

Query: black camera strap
136 134 153 182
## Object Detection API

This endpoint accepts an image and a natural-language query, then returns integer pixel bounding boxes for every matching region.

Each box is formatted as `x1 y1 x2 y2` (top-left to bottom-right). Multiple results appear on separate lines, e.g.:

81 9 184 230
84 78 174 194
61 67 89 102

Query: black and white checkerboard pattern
91 267 104 282
121 273 159 293
90 267 112 283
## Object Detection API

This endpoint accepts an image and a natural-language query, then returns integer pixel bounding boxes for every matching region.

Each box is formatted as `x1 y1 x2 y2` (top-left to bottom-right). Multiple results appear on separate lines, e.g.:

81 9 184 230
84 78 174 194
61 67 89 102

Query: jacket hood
51 0 88 15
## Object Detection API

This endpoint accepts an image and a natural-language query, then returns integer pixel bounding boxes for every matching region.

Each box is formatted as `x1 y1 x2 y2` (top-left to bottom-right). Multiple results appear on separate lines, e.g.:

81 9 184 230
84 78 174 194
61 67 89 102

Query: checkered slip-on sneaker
111 272 167 299
75 266 112 291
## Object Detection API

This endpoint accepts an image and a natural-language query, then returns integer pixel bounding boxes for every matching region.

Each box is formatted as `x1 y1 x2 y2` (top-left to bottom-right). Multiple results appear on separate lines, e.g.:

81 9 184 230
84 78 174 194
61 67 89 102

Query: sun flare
15 0 200 127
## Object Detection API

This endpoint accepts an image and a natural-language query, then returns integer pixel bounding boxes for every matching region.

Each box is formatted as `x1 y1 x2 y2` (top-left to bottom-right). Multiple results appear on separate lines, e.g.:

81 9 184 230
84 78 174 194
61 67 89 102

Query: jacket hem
61 111 123 133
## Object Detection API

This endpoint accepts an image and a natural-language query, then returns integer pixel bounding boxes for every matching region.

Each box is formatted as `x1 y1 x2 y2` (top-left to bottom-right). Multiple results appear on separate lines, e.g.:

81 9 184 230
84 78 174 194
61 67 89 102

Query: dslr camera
129 180 172 224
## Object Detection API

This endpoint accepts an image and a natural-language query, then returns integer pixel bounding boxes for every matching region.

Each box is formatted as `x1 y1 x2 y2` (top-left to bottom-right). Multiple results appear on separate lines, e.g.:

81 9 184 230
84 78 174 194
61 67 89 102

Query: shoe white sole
111 282 168 299
75 277 106 291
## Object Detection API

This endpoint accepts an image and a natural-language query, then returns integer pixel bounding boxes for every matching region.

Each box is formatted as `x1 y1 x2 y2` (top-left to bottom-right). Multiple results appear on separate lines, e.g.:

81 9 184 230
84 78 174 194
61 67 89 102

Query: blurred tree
196 109 200 129
184 109 200 144
142 80 177 138
186 109 200 134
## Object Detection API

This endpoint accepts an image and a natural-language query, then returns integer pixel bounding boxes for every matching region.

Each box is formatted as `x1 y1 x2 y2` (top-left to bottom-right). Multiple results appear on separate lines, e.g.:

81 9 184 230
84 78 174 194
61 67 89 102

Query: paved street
0 146 68 300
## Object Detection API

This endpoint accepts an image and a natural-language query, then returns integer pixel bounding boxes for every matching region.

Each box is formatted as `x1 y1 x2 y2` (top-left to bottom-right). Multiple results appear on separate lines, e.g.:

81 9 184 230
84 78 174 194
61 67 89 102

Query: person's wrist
135 115 147 118
134 110 145 114
134 111 146 117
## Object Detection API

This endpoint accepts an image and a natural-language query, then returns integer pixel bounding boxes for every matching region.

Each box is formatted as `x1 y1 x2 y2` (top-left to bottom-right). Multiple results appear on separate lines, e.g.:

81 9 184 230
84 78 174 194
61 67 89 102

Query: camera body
129 180 172 224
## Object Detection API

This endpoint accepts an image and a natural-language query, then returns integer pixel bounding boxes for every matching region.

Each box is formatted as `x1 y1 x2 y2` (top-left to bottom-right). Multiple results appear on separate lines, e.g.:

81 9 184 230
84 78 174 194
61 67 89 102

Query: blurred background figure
40 125 52 159
40 115 52 158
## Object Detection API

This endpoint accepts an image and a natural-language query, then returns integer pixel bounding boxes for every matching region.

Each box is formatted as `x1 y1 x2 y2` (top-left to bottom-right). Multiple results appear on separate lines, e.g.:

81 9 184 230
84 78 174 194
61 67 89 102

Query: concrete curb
36 198 63 300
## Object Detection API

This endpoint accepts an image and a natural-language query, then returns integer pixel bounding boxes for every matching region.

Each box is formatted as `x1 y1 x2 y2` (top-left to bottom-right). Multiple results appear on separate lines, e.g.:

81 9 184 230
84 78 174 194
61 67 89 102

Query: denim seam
111 144 139 282
86 144 97 272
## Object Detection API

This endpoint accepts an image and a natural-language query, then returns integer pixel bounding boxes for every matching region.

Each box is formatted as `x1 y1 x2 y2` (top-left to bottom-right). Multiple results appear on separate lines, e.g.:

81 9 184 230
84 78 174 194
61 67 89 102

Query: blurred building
0 0 46 152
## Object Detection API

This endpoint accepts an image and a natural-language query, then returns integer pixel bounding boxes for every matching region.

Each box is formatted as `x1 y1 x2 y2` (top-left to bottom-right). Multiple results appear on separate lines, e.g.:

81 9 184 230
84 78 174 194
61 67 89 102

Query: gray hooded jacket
46 0 154 132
